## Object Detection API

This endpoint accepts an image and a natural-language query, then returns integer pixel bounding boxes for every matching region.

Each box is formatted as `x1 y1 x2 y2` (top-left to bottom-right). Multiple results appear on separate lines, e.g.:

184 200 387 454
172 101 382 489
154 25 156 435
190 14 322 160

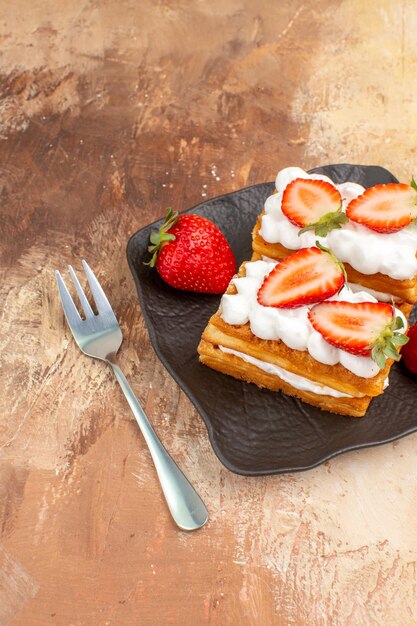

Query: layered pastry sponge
252 167 417 303
253 215 417 303
198 261 412 418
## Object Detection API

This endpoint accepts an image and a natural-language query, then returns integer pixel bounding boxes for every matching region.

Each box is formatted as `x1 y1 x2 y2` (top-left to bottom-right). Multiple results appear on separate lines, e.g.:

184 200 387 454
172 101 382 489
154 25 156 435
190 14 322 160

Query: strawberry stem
315 240 348 286
369 312 409 369
299 207 348 237
145 208 179 267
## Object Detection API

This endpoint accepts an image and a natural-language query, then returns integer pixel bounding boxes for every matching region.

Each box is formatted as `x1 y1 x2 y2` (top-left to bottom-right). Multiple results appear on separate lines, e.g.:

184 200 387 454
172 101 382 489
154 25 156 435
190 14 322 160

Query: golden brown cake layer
198 339 371 417
202 314 387 398
252 214 417 304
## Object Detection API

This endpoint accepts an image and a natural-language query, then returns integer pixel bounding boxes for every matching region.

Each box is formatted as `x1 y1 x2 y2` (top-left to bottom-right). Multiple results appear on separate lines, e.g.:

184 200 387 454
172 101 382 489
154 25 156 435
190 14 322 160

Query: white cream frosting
219 345 354 398
259 167 417 281
220 259 407 379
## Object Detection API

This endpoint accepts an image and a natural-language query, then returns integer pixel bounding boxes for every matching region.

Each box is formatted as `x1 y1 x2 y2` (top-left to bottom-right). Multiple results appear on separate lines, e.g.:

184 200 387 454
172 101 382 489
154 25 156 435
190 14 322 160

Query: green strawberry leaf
391 334 409 346
371 345 387 369
144 208 179 267
299 209 348 237
316 225 328 237
382 341 401 361
144 248 159 267
298 223 316 235
161 208 179 232
159 233 176 242
370 310 409 368
394 316 404 330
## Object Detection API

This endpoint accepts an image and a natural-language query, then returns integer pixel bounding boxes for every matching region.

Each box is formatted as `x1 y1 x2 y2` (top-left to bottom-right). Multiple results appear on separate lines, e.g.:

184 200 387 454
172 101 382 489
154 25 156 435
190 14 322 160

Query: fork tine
82 260 115 316
56 270 82 327
68 265 95 318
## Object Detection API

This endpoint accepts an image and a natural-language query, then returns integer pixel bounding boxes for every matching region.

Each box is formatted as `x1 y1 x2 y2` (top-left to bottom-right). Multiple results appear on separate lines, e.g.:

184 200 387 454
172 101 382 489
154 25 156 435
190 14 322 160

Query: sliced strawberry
281 178 347 236
257 246 346 309
346 181 417 233
308 301 408 368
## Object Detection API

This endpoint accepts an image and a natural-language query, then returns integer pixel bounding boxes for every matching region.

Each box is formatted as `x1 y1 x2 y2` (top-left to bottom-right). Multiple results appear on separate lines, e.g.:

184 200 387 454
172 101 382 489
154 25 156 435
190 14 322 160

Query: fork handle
109 362 208 531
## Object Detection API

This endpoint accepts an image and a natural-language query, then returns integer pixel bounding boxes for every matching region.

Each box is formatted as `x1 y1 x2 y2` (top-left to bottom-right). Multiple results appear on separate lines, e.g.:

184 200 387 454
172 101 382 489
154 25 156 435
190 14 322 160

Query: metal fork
56 260 208 531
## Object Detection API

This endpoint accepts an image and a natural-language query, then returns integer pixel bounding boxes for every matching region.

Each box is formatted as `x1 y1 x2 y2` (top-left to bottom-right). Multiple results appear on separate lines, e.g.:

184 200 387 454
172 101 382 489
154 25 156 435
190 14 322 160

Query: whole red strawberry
401 323 417 374
146 209 236 293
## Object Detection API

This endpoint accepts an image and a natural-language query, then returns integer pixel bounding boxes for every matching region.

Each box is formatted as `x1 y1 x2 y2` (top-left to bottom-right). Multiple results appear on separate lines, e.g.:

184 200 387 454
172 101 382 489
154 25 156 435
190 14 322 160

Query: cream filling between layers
346 282 401 303
219 345 355 398
219 345 390 398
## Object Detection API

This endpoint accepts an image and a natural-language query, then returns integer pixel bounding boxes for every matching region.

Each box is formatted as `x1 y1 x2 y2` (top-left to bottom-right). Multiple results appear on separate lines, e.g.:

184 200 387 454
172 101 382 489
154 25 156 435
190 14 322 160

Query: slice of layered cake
252 167 417 303
198 248 411 417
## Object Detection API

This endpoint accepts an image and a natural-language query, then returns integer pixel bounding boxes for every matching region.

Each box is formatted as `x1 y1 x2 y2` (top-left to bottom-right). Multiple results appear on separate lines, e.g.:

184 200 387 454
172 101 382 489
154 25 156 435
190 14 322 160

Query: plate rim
126 164 417 476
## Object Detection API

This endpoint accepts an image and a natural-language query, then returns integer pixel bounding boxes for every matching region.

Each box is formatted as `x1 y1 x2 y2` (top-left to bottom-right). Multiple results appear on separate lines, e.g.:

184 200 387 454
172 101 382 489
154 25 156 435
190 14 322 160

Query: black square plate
126 164 417 475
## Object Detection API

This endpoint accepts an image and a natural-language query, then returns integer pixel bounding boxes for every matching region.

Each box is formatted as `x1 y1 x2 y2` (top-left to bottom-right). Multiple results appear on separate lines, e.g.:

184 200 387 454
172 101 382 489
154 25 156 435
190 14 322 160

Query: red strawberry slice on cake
346 180 417 233
281 178 347 236
308 301 409 368
257 245 346 309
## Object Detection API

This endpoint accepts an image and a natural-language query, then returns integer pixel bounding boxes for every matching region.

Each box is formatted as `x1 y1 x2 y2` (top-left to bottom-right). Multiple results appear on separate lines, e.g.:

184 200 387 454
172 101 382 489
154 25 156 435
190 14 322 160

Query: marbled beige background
1 1 417 624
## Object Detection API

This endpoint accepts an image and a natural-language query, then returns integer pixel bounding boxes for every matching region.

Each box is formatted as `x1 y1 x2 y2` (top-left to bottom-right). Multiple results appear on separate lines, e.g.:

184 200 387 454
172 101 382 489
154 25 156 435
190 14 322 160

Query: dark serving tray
126 164 417 475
